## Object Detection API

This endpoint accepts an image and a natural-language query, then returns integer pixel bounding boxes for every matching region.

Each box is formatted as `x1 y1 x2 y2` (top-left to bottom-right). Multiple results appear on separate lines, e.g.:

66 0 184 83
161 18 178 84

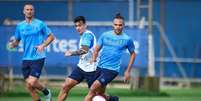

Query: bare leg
26 76 45 91
57 78 78 101
26 76 52 101
85 80 103 101
97 86 110 100
25 78 40 101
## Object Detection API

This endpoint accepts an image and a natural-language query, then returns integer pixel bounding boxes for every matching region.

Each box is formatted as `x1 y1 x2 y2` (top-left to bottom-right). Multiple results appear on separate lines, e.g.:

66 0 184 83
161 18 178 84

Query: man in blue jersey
57 16 98 101
84 13 136 101
8 4 55 101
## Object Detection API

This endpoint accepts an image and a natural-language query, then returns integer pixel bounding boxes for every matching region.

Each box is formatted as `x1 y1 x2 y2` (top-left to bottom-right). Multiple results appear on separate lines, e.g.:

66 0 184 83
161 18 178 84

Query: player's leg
25 82 41 101
84 67 104 101
26 76 45 90
97 86 106 96
22 60 41 101
57 67 84 101
85 67 101 88
26 76 51 101
57 77 78 101
25 77 41 101
85 80 103 101
98 86 119 101
85 68 118 101
27 58 52 101
97 86 119 101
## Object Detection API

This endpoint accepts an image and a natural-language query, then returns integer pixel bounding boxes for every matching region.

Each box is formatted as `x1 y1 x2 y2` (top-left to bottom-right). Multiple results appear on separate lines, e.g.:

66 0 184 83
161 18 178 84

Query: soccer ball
92 95 106 101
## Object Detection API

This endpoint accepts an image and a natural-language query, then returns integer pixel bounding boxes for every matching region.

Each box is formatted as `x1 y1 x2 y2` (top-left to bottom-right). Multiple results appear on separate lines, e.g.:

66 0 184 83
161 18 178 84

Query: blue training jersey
14 19 52 60
97 30 135 72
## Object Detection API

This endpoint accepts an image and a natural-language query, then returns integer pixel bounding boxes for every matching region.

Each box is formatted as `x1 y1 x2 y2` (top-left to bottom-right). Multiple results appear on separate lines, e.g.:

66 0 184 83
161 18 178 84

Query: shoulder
101 30 112 37
16 20 27 30
122 32 132 40
17 20 26 27
34 19 43 23
34 19 48 29
122 33 133 46
84 30 94 35
83 30 95 37
33 19 46 26
36 19 44 25
104 30 113 34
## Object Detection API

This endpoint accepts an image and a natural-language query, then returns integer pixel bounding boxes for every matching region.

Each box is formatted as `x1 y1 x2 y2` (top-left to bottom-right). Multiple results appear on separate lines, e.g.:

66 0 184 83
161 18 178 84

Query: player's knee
89 87 98 96
61 82 73 93
25 82 35 92
26 79 36 87
26 82 32 89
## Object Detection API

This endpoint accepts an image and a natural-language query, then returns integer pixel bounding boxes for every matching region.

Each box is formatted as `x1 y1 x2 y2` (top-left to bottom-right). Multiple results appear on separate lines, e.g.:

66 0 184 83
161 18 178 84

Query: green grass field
1 84 201 101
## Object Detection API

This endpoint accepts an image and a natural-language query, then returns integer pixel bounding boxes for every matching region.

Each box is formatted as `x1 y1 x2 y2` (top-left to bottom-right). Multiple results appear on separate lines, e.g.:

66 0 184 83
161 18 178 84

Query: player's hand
8 42 15 49
8 36 17 49
36 44 45 52
64 51 72 56
124 70 130 83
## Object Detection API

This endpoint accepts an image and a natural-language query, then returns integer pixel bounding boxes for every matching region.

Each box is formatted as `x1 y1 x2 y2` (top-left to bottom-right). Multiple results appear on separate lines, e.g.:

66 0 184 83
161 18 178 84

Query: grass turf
1 84 201 101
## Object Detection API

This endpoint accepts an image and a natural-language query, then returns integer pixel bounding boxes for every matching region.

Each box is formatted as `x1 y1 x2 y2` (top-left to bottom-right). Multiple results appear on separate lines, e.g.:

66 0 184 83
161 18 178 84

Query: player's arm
91 32 104 62
42 33 55 47
124 51 136 82
65 45 89 56
91 45 101 63
36 22 55 52
124 38 136 82
65 32 93 56
9 25 21 48
37 33 55 52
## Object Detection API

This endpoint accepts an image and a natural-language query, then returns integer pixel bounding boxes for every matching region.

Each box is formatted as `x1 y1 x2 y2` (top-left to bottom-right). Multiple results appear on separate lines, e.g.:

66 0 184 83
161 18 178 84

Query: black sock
37 98 41 101
42 88 49 96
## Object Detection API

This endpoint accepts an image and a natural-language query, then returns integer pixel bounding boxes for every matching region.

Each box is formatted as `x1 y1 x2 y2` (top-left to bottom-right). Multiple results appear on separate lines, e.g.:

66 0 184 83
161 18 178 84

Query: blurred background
0 0 201 101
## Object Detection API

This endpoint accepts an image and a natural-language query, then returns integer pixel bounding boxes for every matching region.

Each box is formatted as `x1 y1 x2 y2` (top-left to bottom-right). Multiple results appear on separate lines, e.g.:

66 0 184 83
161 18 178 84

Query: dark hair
114 13 124 20
74 16 86 24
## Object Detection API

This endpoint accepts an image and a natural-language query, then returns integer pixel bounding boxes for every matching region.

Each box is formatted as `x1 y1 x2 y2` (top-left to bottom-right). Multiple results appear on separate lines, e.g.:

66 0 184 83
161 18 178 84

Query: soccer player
57 16 97 101
84 13 136 101
8 4 55 101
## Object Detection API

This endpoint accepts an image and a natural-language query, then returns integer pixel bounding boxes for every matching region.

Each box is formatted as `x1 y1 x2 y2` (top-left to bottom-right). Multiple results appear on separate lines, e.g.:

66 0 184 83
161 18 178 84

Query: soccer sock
108 95 119 101
37 98 41 101
42 88 49 96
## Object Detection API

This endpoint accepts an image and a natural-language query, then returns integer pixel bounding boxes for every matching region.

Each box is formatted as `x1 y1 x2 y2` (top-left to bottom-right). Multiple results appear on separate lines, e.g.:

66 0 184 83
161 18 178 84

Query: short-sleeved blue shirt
14 19 52 60
97 30 135 72
79 30 95 49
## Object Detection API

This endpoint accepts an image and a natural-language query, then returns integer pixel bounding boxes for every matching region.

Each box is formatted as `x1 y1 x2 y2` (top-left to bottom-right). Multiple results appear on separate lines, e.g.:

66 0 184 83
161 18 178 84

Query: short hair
114 13 124 20
74 16 86 24
24 4 34 9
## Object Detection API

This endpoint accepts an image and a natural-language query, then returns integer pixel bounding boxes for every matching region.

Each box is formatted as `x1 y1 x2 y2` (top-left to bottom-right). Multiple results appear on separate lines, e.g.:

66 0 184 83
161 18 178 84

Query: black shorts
96 67 118 86
68 67 100 88
22 58 45 79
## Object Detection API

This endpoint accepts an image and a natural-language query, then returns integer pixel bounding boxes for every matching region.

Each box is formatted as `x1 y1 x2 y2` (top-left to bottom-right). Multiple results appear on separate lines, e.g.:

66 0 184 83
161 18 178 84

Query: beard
114 29 122 34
